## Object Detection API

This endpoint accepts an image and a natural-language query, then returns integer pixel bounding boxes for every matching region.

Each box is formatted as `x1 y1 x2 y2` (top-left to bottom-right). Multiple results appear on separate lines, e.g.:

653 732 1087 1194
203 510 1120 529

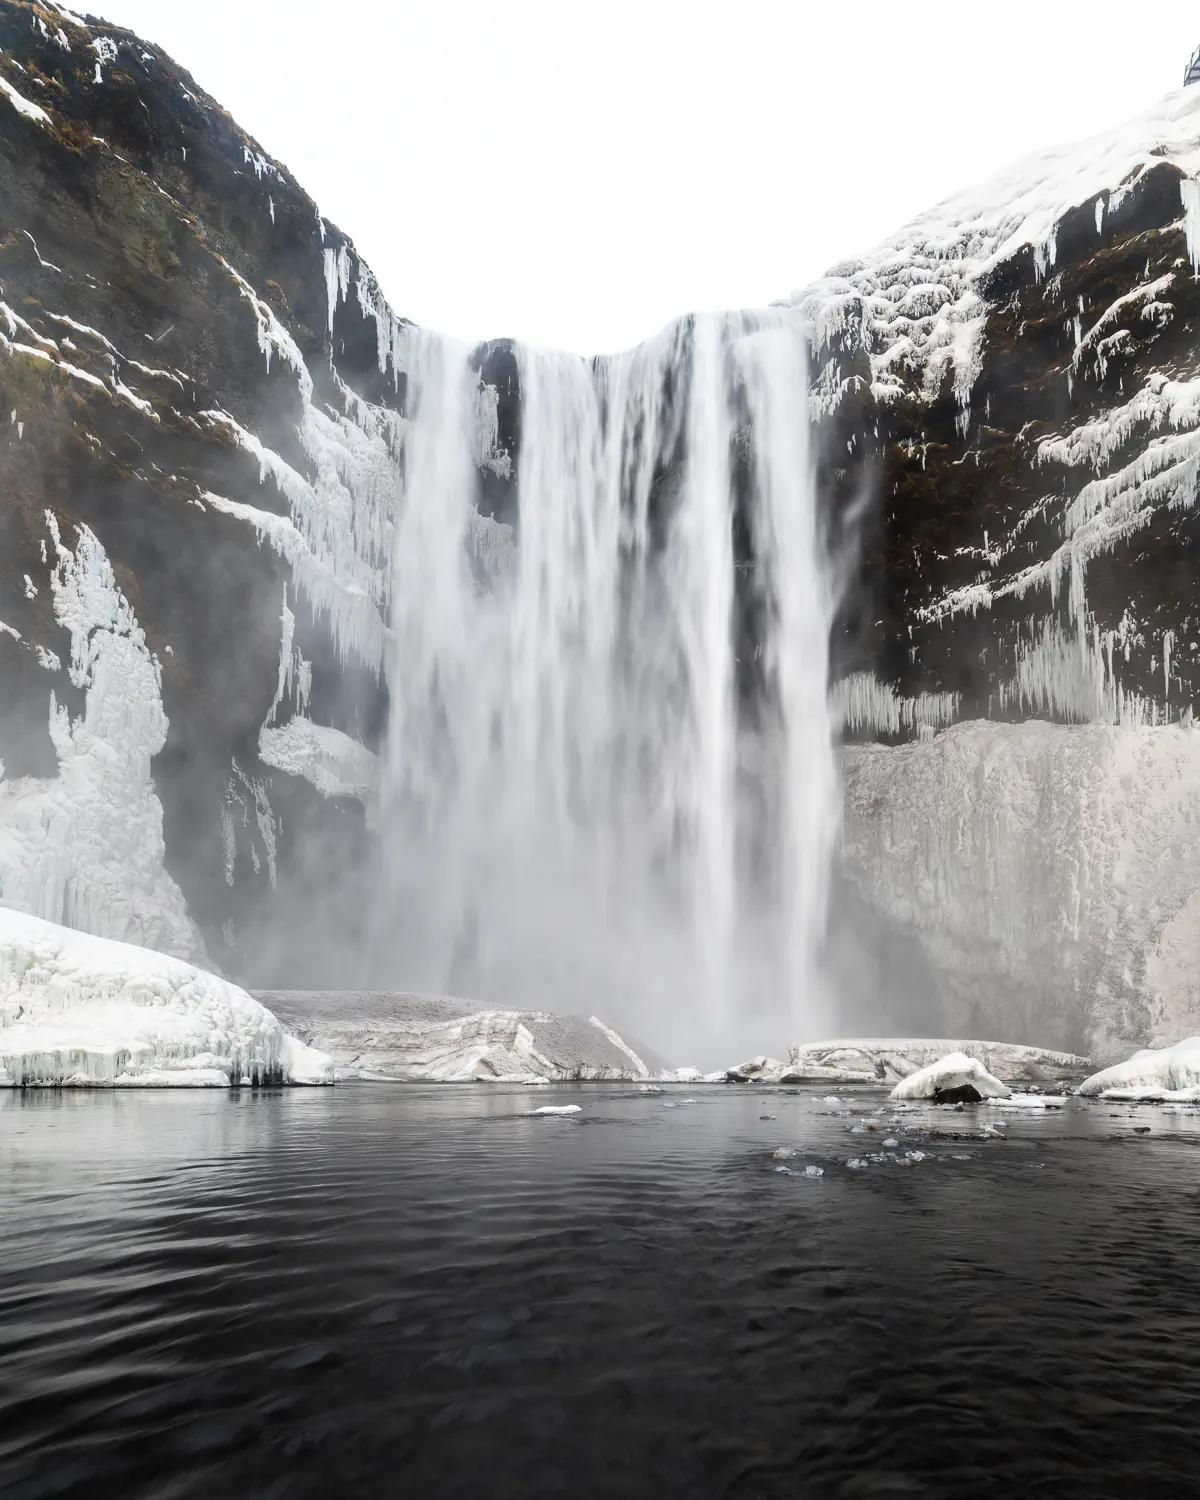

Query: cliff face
802 89 1200 736
0 0 421 981
796 90 1200 1057
6 0 1200 1053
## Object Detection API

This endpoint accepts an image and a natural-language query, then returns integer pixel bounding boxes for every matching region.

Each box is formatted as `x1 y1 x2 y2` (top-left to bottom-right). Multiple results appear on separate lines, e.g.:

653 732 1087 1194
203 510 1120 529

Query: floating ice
803 1165 824 1178
890 1053 1011 1102
530 1104 581 1116
0 907 332 1087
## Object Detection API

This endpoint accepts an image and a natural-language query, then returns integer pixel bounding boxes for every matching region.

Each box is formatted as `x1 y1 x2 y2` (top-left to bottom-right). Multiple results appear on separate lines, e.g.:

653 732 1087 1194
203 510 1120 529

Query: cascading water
380 310 837 1064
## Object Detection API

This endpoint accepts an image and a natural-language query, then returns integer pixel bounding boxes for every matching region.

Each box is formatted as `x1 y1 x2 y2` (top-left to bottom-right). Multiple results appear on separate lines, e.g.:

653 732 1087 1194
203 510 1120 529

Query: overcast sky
89 1 1200 354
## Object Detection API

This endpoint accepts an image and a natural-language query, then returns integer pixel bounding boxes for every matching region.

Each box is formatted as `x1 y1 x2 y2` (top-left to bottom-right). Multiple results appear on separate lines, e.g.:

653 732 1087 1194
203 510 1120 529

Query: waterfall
380 310 837 1063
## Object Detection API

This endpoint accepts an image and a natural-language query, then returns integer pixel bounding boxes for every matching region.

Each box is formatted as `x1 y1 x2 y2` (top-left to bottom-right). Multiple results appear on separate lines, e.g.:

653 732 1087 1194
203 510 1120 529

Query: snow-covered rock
1078 1036 1200 1100
256 990 665 1083
889 1052 1011 1102
0 907 333 1086
724 1055 790 1083
793 85 1200 417
786 1036 1088 1085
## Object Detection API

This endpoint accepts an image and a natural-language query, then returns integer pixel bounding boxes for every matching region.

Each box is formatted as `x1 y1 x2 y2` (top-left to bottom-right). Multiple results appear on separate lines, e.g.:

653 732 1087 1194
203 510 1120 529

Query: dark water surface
4 1083 1200 1499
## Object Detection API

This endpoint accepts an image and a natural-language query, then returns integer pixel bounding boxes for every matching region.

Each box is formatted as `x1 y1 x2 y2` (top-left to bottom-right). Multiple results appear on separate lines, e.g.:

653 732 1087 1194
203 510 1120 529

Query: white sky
90 0 1200 354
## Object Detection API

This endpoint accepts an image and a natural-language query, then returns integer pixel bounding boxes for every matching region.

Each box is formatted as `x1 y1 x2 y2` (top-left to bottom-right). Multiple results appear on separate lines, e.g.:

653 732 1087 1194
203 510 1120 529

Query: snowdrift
0 907 333 1086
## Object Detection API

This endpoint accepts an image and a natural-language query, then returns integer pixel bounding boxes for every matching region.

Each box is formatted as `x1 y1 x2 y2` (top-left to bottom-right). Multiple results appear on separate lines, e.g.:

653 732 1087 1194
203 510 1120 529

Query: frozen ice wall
379 312 838 1063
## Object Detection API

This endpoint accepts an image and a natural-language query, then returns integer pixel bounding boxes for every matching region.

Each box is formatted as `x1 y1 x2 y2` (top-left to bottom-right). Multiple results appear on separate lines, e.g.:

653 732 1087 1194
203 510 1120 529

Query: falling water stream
381 311 836 1063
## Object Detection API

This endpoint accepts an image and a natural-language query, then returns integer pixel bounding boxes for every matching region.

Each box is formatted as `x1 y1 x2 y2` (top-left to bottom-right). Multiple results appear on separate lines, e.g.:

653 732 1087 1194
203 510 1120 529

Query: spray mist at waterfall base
372 311 838 1068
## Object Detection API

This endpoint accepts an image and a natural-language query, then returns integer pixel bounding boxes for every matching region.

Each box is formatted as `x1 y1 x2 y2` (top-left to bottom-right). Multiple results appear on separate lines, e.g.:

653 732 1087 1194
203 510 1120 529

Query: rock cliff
6 0 1200 1056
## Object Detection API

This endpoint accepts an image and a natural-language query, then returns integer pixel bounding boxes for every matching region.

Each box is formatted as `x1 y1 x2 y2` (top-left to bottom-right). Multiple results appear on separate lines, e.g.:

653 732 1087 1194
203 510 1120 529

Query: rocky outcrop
801 88 1200 732
798 90 1200 1058
0 1 438 983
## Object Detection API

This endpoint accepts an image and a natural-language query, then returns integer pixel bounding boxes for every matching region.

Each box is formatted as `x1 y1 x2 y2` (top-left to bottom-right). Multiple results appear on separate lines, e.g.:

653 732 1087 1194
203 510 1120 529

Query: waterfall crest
380 311 837 1062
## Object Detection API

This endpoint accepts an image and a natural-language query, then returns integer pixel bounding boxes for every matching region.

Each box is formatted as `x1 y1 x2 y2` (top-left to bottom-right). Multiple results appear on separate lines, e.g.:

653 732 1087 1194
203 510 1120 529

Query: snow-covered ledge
0 907 333 1086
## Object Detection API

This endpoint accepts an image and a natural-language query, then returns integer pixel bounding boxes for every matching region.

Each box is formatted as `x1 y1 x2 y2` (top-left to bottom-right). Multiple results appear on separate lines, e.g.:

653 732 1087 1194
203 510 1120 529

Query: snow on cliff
0 907 333 1086
0 516 204 961
792 84 1200 415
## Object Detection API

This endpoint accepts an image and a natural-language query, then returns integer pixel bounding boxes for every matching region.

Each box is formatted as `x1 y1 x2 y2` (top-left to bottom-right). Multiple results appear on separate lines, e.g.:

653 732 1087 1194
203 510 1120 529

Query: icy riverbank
723 1038 1088 1086
256 990 667 1083
0 909 333 1086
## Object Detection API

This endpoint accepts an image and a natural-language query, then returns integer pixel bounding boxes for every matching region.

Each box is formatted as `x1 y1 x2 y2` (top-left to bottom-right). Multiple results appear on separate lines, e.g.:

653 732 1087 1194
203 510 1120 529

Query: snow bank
787 1037 1088 1085
0 907 333 1087
842 719 1200 1060
257 990 665 1083
1078 1037 1200 1100
890 1052 1011 1101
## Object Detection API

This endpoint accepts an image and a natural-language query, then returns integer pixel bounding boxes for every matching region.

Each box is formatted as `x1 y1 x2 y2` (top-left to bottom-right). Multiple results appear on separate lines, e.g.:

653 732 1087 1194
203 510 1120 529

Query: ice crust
1079 1036 1200 1100
0 907 333 1087
255 990 665 1083
842 719 1200 1060
889 1052 1011 1101
786 1037 1088 1085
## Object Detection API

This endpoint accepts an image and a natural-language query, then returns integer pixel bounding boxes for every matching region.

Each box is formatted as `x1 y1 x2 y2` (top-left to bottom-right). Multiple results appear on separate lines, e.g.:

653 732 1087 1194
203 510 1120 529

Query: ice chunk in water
804 1165 824 1178
530 1105 582 1115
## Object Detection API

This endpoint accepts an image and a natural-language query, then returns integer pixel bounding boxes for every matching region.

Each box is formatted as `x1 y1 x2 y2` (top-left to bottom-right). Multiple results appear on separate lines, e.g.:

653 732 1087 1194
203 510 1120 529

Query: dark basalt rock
816 153 1200 732
932 1084 985 1105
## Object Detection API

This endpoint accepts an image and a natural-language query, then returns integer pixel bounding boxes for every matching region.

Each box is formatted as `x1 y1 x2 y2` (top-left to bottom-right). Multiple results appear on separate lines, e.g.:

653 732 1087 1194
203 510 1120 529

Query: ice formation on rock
785 1037 1088 1085
1078 1036 1200 1100
256 990 663 1083
0 908 332 1086
259 718 377 808
791 86 1200 416
889 1052 1011 1102
0 516 203 961
842 719 1200 1059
